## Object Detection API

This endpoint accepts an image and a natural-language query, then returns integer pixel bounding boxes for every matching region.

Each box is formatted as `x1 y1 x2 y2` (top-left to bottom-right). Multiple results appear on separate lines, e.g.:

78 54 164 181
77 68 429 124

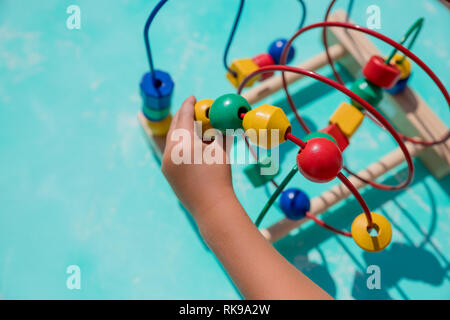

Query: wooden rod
260 141 425 243
242 44 347 105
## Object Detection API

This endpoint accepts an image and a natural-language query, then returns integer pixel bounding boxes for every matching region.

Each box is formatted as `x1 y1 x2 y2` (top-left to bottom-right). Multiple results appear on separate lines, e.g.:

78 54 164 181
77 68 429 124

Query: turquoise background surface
0 0 449 299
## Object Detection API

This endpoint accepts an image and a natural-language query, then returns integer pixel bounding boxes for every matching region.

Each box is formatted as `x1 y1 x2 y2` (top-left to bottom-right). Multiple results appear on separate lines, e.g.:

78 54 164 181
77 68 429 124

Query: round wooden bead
304 131 337 145
296 137 343 183
362 55 401 89
387 53 411 80
209 94 251 134
280 188 310 220
351 212 392 252
252 53 275 80
386 75 410 95
194 99 214 133
350 78 383 110
268 38 295 64
242 104 291 148
140 70 174 109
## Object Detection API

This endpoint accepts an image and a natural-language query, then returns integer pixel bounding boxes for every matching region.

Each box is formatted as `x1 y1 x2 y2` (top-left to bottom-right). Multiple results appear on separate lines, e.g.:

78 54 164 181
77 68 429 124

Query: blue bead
268 38 295 65
142 104 170 122
386 75 410 95
280 188 310 220
140 70 174 110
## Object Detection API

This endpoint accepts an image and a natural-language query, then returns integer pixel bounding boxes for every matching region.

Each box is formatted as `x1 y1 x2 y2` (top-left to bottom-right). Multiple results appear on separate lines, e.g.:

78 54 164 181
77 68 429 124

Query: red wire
238 65 416 188
237 64 418 233
337 172 372 226
278 21 449 190
285 132 307 148
320 5 450 146
236 23 448 236
305 212 352 237
239 65 409 232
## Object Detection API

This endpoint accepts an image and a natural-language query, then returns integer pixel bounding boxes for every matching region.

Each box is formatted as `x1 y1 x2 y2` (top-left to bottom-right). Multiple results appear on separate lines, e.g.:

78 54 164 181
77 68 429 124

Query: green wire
254 164 298 228
385 17 424 64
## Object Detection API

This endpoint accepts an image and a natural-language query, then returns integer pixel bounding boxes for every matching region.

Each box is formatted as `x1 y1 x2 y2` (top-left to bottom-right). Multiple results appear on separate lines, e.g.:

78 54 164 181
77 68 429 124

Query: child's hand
161 96 235 221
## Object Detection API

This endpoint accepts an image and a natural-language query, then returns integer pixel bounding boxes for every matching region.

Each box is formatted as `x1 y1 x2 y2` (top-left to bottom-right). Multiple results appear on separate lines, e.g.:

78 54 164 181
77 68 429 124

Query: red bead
252 53 275 80
296 137 343 183
362 55 401 89
320 123 349 152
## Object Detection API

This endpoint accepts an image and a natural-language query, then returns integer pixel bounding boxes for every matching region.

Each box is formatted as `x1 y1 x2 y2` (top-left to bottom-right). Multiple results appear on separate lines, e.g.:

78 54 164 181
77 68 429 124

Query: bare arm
161 96 332 300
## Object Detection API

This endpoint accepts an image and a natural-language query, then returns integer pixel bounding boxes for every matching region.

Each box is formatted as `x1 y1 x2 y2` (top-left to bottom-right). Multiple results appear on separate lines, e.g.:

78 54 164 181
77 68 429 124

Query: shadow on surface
274 161 450 299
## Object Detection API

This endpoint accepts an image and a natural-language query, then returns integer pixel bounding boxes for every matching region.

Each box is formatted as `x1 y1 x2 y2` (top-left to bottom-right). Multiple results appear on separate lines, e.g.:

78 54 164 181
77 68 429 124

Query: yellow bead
226 58 261 88
387 53 411 79
351 212 392 252
146 114 172 136
194 99 214 136
329 102 364 138
242 104 291 149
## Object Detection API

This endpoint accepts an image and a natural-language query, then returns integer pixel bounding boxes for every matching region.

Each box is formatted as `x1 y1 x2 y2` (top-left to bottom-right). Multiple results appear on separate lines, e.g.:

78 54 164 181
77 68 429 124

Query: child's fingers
166 96 196 142
177 95 196 130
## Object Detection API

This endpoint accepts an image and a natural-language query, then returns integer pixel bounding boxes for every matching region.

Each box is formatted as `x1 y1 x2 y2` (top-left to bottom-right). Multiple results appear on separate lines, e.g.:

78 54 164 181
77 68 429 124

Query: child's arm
161 96 332 300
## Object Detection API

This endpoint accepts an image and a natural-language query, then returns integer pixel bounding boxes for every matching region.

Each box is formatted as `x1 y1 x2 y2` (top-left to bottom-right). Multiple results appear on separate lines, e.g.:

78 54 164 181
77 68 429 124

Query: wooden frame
139 10 449 243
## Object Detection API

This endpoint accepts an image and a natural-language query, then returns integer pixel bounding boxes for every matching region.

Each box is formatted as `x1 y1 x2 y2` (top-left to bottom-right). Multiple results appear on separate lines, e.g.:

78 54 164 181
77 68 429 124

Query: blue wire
297 0 307 30
223 0 245 77
144 0 168 85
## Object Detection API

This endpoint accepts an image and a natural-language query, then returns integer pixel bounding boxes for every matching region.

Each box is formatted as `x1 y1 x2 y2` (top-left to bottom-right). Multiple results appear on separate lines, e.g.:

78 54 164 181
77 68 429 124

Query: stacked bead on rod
140 70 175 136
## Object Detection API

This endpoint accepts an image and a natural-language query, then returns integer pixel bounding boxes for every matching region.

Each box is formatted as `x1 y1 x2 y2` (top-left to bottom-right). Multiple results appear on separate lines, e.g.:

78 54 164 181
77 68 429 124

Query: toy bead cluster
140 2 449 254
194 93 341 182
194 93 392 252
351 53 412 112
226 39 295 88
139 70 174 136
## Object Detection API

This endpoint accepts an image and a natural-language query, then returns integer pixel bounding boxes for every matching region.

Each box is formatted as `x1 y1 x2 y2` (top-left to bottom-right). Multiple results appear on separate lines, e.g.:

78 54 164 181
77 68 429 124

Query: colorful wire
223 0 308 76
144 0 168 86
320 3 449 147
386 17 424 63
223 0 245 77
237 64 411 232
279 21 449 190
255 164 298 227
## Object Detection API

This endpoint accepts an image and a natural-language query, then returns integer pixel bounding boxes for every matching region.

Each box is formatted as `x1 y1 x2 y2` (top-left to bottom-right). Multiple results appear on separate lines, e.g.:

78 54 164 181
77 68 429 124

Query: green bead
209 93 251 134
350 78 383 110
304 131 337 145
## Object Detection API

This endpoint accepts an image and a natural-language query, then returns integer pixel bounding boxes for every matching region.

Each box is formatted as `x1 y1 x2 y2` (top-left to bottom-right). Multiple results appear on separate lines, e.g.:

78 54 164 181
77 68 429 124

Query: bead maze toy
138 1 449 253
